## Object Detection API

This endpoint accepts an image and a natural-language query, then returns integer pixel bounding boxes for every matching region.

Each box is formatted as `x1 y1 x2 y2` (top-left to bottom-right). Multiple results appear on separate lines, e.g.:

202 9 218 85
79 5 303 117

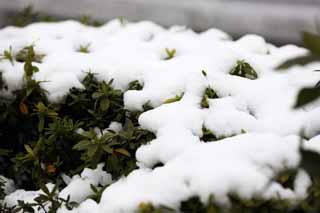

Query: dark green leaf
100 98 110 111
294 87 320 108
277 54 320 70
300 148 320 177
303 32 320 55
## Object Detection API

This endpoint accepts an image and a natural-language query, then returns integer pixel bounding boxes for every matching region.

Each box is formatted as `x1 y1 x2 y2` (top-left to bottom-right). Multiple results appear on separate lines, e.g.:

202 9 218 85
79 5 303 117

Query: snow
4 183 55 208
0 19 320 212
4 165 111 212
59 164 112 203
0 175 15 195
99 134 306 212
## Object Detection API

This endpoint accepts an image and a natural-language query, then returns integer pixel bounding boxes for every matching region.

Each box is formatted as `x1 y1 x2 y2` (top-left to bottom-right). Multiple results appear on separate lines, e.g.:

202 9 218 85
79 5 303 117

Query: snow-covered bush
1 8 320 212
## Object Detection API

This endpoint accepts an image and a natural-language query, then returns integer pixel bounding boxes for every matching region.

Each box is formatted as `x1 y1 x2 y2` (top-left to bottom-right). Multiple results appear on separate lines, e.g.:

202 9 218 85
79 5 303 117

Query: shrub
0 46 155 192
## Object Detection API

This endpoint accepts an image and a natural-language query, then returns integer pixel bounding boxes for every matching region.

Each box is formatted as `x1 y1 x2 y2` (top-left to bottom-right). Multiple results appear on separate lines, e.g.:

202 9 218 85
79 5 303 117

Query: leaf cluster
164 48 176 60
201 87 218 108
229 60 258 80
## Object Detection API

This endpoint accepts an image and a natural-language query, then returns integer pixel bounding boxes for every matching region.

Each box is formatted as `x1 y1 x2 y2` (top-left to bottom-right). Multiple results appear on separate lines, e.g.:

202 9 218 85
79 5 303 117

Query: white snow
4 165 111 212
59 164 112 203
99 134 305 212
0 19 320 212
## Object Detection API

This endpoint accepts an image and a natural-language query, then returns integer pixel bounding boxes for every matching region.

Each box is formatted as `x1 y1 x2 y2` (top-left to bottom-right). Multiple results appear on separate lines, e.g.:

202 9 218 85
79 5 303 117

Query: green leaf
32 66 39 73
26 86 34 97
90 184 98 193
24 144 34 157
92 92 102 99
0 148 10 157
128 80 143 90
118 16 127 26
102 145 113 154
303 32 320 55
40 184 50 195
164 48 176 60
100 98 110 111
164 92 184 104
300 148 320 177
35 102 46 112
86 146 99 160
107 79 114 86
81 130 97 139
294 87 320 108
277 54 320 69
38 117 45 132
101 82 108 93
201 87 218 108
73 140 91 150
77 43 90 53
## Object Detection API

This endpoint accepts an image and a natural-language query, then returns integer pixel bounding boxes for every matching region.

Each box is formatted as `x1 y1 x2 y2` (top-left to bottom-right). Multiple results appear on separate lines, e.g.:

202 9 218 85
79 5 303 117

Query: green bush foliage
0 46 155 195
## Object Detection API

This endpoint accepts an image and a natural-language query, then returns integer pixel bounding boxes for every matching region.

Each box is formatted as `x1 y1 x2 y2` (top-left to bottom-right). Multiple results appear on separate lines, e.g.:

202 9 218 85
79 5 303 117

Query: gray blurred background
0 0 320 44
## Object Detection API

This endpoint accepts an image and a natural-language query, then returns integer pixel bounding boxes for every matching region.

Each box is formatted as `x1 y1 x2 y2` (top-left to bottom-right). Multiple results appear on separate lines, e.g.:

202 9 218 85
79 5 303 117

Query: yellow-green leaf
24 144 34 157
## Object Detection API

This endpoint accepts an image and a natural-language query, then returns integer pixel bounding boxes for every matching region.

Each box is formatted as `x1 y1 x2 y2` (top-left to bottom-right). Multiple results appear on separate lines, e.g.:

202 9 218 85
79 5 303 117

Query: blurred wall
0 0 320 44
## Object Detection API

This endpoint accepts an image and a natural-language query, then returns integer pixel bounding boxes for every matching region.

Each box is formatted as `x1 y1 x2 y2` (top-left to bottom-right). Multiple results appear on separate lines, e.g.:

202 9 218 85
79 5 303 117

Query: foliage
0 46 14 65
164 48 176 60
230 60 258 80
10 5 57 27
0 46 48 189
200 127 246 142
118 17 127 26
0 45 154 194
128 80 143 91
293 86 320 108
137 202 175 213
272 31 320 211
61 73 125 129
10 5 102 28
16 46 45 63
277 32 320 69
87 184 109 203
73 118 155 178
163 92 184 104
2 13 320 212
300 148 320 177
278 31 320 110
77 44 91 53
0 203 17 213
79 15 103 27
201 87 218 108
15 184 78 213
201 127 218 142
201 70 208 77
180 196 222 213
